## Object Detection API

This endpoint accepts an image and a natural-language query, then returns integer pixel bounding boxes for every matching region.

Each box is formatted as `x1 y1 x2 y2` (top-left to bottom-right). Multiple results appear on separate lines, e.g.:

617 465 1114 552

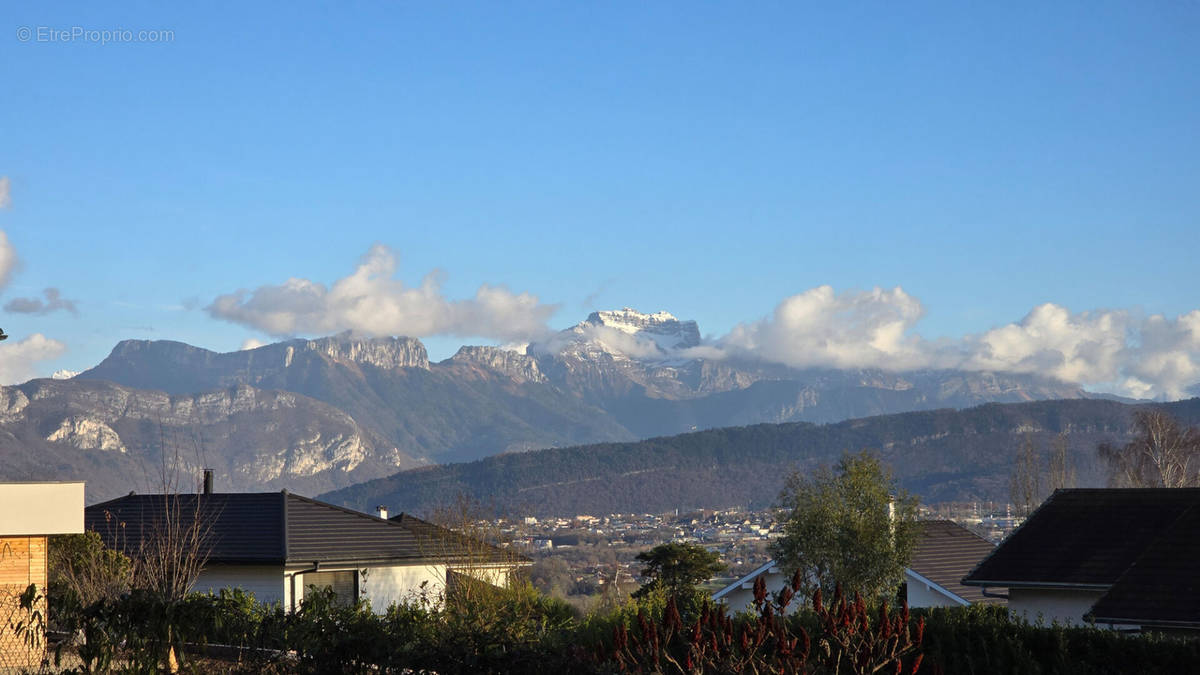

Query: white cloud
0 334 67 384
1120 310 1200 400
0 177 10 209
207 245 559 342
715 288 1200 400
961 304 1129 385
955 306 1199 399
240 338 267 351
719 285 932 371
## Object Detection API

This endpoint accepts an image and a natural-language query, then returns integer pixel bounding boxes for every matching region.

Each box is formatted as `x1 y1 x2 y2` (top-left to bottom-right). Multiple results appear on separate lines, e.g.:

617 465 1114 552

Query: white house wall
450 564 518 588
715 570 803 616
902 570 969 608
1008 588 1105 627
904 577 964 608
0 483 84 536
361 564 449 610
193 565 286 606
196 562 515 614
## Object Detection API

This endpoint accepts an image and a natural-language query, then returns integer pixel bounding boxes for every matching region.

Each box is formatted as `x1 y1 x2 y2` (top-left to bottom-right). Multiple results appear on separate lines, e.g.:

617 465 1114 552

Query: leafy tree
1099 410 1200 487
631 542 725 599
529 556 573 598
48 531 133 607
770 451 919 600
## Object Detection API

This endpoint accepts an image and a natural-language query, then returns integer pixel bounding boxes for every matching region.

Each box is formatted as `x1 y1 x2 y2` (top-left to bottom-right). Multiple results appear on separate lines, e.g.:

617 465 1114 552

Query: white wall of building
904 570 968 608
0 482 84 535
196 561 518 613
361 563 449 610
451 563 519 588
1008 588 1105 627
715 568 803 615
718 566 973 613
193 564 286 606
906 582 961 609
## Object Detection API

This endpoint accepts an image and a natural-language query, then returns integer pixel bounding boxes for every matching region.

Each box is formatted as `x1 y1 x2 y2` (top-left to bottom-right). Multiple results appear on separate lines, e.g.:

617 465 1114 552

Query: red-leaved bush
597 569 924 674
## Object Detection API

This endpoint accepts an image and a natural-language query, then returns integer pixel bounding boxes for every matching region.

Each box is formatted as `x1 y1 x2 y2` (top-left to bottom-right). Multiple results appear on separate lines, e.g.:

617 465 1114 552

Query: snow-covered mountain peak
582 308 700 350
531 308 702 362
588 308 680 332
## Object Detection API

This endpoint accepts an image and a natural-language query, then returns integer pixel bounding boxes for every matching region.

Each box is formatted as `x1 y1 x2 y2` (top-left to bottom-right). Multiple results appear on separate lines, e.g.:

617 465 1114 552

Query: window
304 570 357 606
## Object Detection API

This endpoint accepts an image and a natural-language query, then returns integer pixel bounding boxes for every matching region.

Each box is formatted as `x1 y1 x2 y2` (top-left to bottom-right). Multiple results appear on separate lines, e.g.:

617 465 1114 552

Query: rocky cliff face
295 333 429 370
448 346 546 383
0 378 418 502
79 333 428 394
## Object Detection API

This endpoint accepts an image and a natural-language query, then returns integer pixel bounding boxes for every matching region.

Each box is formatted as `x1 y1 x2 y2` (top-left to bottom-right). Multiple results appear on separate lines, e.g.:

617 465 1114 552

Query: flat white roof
0 482 85 536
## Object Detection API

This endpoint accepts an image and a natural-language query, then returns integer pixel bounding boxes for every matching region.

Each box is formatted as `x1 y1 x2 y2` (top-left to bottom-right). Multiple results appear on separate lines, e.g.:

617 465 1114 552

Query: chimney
376 505 388 520
202 469 213 495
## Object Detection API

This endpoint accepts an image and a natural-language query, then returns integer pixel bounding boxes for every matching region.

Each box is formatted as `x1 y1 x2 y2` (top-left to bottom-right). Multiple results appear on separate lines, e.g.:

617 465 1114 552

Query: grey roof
85 491 514 566
963 488 1200 588
908 520 999 605
390 513 526 565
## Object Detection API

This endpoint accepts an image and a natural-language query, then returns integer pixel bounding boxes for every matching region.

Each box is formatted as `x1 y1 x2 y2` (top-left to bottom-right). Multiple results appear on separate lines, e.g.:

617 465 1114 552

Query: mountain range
0 308 1102 502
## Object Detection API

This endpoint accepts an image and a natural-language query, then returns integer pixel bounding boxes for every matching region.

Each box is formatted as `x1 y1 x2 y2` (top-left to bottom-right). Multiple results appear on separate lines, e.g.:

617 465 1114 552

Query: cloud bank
207 245 559 342
0 177 10 209
717 286 1200 400
4 288 79 315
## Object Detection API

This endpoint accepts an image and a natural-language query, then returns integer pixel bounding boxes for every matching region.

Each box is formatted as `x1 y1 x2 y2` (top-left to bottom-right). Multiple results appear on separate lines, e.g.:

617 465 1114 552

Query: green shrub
918 604 1200 675
41 581 1200 674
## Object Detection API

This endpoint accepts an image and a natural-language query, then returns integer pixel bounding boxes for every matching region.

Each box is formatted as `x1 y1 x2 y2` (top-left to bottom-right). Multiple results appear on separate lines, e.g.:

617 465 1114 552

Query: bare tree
1099 410 1200 488
416 495 524 605
1045 433 1076 493
131 494 214 602
1009 434 1041 517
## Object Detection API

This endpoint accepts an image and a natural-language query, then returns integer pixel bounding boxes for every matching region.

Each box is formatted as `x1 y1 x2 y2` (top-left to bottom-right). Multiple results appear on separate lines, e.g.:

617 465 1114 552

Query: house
963 488 1200 630
0 482 85 668
85 484 528 612
713 520 1000 612
712 560 799 614
904 520 1002 608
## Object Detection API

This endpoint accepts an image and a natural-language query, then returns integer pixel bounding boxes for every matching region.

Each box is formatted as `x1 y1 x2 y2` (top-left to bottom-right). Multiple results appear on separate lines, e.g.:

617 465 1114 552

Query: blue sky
2 2 1199 397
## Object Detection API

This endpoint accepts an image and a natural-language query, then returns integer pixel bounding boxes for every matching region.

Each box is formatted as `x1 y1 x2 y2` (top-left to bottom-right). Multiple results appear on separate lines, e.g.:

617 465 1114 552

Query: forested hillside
322 398 1200 517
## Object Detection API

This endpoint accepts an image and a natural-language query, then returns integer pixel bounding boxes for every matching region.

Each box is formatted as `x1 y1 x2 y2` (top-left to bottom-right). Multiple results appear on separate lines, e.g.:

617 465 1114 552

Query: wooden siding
0 536 47 668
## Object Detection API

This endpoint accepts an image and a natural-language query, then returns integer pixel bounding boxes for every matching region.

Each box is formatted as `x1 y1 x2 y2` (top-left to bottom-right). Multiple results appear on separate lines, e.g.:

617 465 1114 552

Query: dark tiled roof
909 520 999 605
284 493 426 563
391 513 529 565
85 492 513 566
963 489 1200 588
87 493 286 563
1088 502 1200 627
